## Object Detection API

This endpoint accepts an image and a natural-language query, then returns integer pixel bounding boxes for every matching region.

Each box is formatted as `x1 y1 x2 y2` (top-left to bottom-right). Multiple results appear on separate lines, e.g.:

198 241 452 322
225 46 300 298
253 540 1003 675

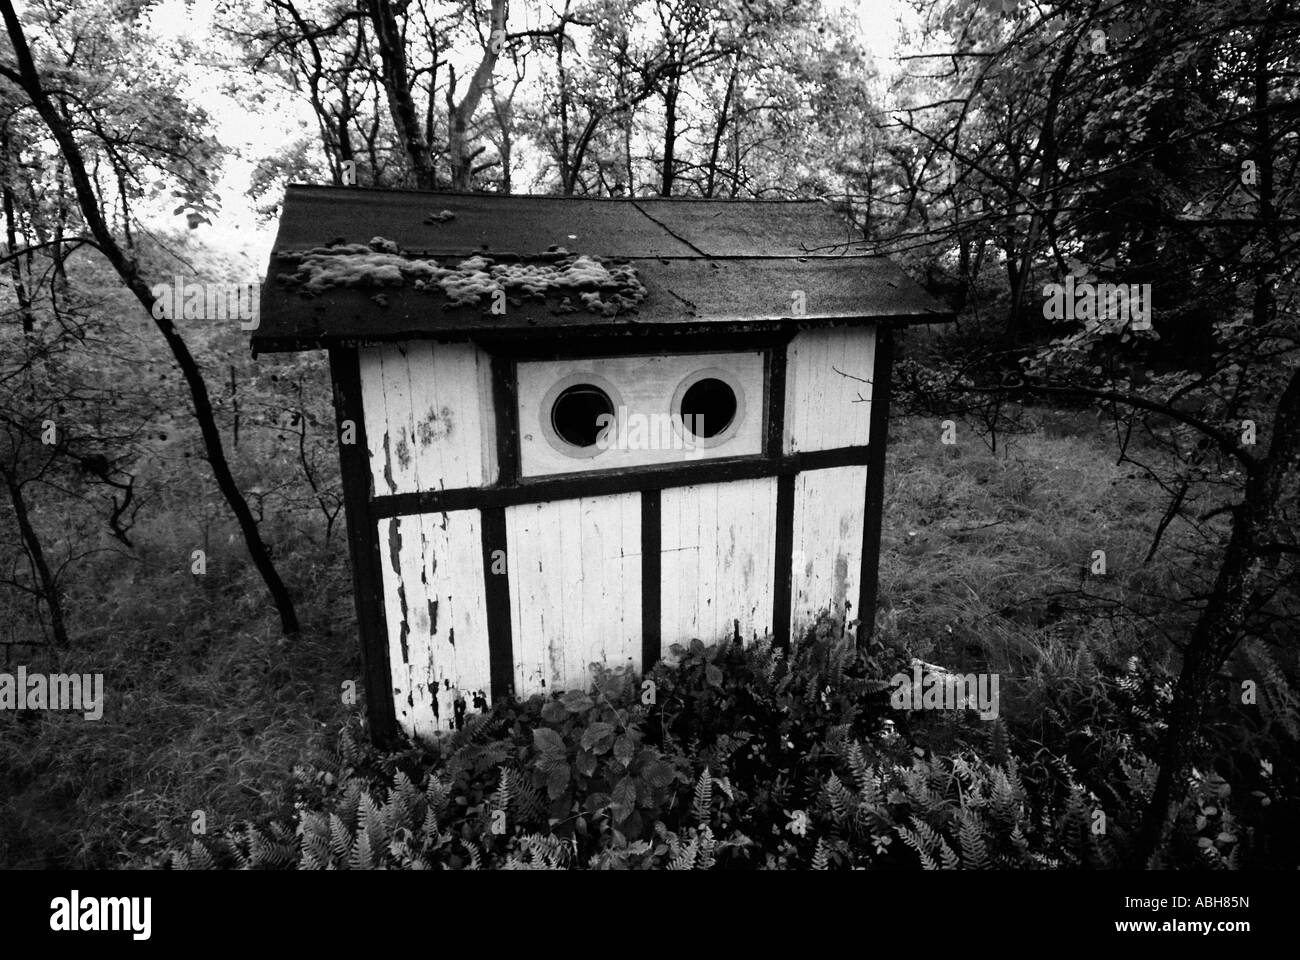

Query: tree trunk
51 102 69 288
0 0 300 635
491 84 513 195
115 164 133 250
660 67 680 196
563 114 601 196
1135 366 1300 864
1135 4 1292 864
446 0 505 191
0 459 68 646
0 125 34 332
366 0 435 189
704 60 737 198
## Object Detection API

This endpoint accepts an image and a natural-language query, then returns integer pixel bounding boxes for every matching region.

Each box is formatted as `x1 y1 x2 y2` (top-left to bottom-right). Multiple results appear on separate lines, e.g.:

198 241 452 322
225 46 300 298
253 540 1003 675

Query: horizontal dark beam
251 315 953 355
370 445 870 518
474 328 794 360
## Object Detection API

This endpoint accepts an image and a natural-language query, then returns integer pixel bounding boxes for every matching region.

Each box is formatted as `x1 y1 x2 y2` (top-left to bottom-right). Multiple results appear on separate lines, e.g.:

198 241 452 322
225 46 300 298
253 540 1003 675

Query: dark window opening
680 377 737 439
550 384 614 448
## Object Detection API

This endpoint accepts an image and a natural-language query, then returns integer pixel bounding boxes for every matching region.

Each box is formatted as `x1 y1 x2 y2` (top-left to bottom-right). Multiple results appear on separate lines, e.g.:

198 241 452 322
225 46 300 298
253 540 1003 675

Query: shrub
150 623 1243 870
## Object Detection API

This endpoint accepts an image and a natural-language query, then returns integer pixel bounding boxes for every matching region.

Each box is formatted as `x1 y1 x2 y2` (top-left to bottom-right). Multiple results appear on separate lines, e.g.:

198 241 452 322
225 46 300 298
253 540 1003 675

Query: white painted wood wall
783 326 876 637
359 341 497 497
661 478 778 649
359 326 879 740
516 352 764 476
506 495 642 696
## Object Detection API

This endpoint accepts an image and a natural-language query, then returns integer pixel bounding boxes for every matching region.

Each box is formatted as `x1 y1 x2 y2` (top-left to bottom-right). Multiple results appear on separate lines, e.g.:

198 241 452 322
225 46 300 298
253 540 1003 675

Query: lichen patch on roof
276 237 648 316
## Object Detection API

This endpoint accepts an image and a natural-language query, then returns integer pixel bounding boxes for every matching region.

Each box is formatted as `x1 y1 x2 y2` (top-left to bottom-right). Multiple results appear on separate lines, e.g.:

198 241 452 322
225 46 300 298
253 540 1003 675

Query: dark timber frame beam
329 346 399 746
369 445 872 518
856 323 894 648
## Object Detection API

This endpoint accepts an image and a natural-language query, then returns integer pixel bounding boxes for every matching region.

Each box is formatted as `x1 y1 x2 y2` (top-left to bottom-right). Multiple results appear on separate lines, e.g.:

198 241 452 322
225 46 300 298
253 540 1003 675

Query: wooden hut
253 185 953 742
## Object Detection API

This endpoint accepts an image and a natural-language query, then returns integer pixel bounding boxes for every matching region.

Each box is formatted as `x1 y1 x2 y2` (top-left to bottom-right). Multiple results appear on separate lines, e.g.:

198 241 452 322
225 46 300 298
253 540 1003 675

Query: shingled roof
252 184 953 353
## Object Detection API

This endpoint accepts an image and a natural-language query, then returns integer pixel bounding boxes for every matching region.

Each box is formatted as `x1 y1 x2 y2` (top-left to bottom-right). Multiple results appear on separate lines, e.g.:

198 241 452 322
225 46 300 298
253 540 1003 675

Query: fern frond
896 824 938 870
811 836 830 870
518 832 568 869
393 770 421 822
823 772 853 826
350 826 375 869
385 780 412 832
188 839 216 870
693 767 713 824
936 830 960 870
958 812 991 870
668 835 699 870
697 826 716 870
907 815 947 861
904 769 951 823
991 768 1018 829
300 813 331 870
337 724 364 768
329 813 353 865
847 741 872 794
493 766 515 815
512 770 547 824
249 827 295 869
337 779 363 828
301 830 330 869
1010 824 1029 855
425 774 450 827
1059 786 1090 863
227 838 251 871
361 791 388 855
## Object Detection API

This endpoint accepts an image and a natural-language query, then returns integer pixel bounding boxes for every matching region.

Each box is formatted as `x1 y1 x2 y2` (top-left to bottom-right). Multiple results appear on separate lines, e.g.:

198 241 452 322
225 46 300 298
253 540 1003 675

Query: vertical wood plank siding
376 510 492 739
660 478 778 647
789 465 868 639
340 325 888 741
505 494 643 697
784 326 876 452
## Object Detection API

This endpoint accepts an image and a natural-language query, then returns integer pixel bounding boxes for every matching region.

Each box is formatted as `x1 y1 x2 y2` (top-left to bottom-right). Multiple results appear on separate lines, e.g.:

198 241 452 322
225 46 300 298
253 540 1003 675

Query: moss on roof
275 237 648 316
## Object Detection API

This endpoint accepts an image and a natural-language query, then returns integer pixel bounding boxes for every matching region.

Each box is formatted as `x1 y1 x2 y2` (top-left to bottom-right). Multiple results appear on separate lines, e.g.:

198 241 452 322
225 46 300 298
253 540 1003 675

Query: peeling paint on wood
360 341 498 497
790 465 867 638
381 431 396 494
506 494 642 697
377 510 492 741
395 582 410 665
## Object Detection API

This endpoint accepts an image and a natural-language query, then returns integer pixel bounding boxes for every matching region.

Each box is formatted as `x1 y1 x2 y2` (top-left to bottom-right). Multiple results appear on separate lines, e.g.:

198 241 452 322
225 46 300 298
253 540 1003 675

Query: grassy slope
0 238 355 868
878 415 1185 705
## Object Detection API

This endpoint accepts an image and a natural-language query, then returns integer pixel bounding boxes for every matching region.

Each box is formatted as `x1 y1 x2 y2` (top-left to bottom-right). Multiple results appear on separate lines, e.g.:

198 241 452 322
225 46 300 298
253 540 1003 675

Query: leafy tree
0 0 300 633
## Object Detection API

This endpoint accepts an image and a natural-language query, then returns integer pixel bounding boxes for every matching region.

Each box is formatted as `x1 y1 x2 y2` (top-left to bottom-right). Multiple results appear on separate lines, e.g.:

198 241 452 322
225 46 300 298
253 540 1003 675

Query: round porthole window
672 367 745 448
540 373 622 458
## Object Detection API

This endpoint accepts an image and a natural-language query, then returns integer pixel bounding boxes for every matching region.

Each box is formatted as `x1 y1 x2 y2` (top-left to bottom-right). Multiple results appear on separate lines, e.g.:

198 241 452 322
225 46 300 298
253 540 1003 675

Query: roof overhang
252 185 955 354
